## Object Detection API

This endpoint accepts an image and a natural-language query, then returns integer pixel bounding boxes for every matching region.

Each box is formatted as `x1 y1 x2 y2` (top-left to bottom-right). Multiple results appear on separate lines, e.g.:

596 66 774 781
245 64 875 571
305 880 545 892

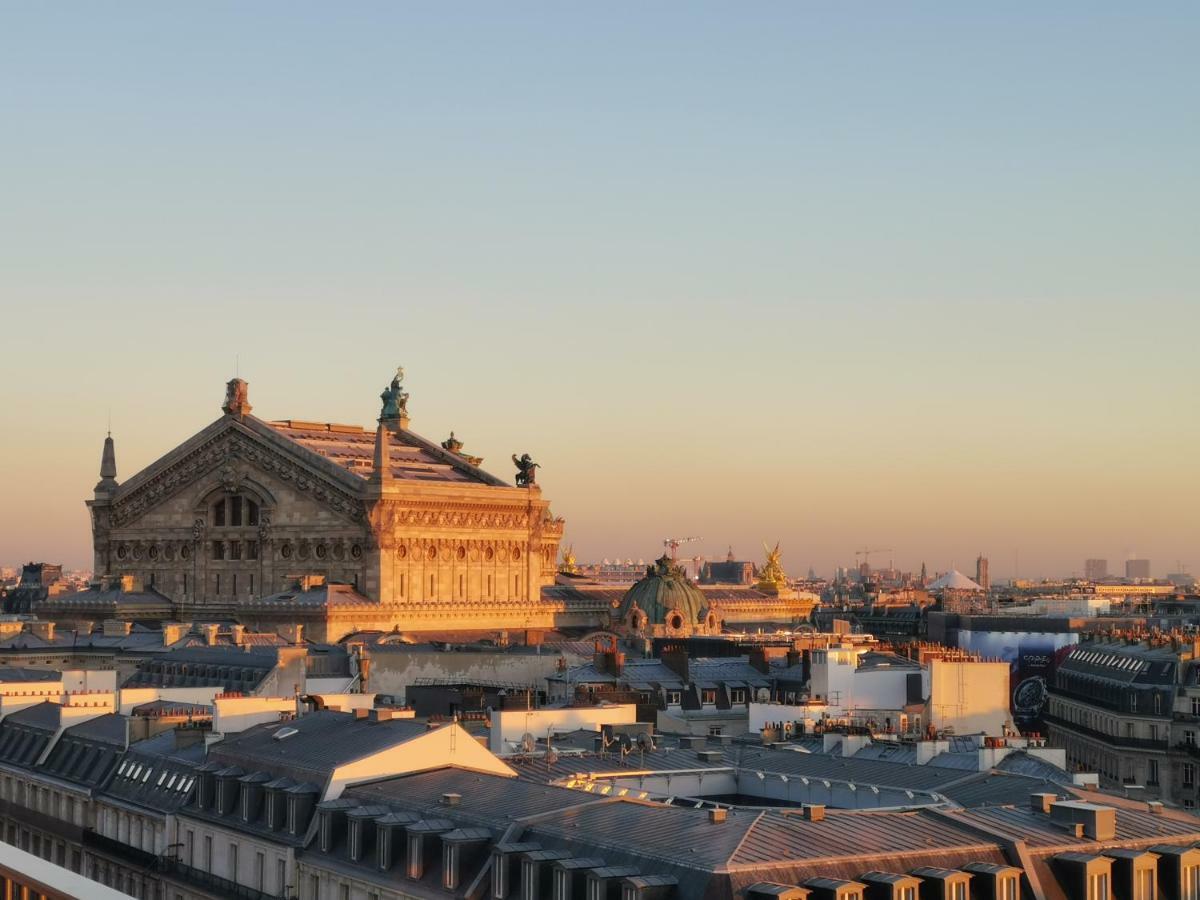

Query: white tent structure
927 569 985 592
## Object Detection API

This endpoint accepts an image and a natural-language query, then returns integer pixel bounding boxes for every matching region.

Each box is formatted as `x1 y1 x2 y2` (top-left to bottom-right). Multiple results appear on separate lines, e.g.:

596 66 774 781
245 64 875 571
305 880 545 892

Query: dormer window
348 820 362 862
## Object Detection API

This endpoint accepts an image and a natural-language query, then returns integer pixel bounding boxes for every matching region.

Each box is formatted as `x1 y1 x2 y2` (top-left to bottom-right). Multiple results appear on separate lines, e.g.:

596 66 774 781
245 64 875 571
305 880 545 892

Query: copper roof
267 419 507 485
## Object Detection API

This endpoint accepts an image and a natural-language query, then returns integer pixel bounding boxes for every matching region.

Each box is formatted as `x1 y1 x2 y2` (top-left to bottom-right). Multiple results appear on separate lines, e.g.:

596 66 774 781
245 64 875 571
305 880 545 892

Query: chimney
749 647 770 675
1031 793 1056 814
230 624 246 645
661 647 690 681
30 621 55 641
708 808 727 824
355 708 370 720
803 804 825 822
200 623 220 646
103 619 133 638
174 726 207 750
161 622 186 646
1048 800 1117 841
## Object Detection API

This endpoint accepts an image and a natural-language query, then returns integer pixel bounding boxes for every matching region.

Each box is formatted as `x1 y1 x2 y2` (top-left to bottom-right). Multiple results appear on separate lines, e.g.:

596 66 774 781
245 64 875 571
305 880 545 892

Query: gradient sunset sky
1 4 1197 578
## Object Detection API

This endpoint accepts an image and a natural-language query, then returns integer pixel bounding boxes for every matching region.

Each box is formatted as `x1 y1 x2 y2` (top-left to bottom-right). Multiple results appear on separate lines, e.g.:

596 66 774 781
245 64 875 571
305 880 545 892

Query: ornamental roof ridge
108 415 366 527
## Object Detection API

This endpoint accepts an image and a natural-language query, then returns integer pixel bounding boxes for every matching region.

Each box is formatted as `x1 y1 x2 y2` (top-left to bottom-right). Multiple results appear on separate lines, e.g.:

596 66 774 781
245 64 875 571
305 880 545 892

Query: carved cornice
110 432 364 528
367 502 539 536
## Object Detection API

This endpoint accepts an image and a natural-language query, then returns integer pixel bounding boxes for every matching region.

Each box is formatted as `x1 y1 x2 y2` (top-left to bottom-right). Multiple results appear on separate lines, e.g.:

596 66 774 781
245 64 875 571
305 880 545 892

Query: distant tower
1084 558 1108 581
1126 558 1151 581
975 554 990 591
919 561 928 587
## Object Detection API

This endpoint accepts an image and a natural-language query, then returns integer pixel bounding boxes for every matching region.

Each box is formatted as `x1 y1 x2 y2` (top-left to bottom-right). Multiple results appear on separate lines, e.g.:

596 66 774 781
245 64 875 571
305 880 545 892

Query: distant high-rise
1084 558 1108 581
1126 558 1151 580
975 554 990 591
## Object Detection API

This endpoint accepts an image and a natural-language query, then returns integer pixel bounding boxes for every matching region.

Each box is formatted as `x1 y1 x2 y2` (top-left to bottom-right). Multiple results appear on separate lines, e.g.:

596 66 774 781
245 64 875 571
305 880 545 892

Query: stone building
1046 630 1200 809
85 371 563 634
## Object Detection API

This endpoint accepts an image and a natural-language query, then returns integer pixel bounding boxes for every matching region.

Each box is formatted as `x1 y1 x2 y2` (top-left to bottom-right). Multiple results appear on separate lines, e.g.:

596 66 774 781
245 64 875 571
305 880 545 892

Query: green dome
619 555 710 630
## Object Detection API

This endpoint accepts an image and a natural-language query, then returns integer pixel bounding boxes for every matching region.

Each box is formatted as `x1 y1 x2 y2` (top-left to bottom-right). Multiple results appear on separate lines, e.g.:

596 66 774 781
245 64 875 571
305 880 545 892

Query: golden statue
755 542 789 592
559 544 578 575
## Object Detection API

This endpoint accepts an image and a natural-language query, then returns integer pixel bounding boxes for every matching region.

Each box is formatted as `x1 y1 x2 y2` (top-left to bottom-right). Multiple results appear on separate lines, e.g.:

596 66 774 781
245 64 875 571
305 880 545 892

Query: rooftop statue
756 542 789 591
512 453 539 487
441 431 464 454
222 378 252 417
647 554 685 579
559 544 578 575
380 367 409 420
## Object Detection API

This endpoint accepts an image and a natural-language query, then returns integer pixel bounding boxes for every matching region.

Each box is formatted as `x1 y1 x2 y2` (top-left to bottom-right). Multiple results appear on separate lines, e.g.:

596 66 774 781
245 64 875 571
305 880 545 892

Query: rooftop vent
697 750 723 763
273 727 299 741
709 808 727 824
1031 792 1056 814
441 792 461 807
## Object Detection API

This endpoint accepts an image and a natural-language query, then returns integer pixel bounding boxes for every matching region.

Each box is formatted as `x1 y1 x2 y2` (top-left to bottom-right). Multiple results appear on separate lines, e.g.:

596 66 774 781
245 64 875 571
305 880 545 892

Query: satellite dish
520 732 536 753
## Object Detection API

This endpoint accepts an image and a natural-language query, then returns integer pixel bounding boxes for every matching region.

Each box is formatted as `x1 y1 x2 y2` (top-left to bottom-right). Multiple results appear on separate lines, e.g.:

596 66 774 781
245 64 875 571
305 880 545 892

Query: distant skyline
1 5 1197 577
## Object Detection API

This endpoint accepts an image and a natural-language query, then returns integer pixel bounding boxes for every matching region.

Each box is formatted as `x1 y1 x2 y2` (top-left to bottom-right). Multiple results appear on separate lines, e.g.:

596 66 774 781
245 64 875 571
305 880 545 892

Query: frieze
110 432 364 528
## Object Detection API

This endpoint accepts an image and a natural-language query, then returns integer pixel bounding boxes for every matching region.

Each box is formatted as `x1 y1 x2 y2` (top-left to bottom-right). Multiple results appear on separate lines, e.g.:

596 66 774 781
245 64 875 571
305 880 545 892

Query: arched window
212 495 259 528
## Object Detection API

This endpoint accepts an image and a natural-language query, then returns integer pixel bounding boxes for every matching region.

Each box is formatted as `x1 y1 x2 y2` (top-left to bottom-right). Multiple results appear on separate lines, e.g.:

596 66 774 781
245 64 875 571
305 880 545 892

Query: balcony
159 858 285 900
1044 713 1169 751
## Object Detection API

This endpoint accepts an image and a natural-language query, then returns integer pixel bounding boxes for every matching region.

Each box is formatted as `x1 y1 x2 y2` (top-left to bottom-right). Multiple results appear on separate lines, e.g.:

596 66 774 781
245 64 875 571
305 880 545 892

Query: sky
1 4 1197 579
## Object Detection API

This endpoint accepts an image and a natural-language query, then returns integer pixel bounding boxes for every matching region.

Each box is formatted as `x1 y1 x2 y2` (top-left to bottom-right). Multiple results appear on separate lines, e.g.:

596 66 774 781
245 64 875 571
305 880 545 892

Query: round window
350 544 363 560
281 543 293 559
117 545 128 560
668 613 684 630
148 545 159 560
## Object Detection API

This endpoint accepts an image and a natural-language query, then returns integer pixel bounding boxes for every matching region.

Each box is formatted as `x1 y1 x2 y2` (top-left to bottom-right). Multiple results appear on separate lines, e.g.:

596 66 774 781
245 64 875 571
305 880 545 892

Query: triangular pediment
108 415 365 528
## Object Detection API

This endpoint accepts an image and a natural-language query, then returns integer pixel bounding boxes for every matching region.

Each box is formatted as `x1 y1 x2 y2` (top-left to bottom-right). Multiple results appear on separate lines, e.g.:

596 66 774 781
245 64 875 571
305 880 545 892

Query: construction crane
663 536 702 560
855 547 893 570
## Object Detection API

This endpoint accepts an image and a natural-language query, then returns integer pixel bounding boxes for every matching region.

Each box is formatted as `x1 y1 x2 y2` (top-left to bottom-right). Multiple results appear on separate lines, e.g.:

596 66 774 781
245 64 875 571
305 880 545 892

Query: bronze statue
380 367 409 420
513 453 539 487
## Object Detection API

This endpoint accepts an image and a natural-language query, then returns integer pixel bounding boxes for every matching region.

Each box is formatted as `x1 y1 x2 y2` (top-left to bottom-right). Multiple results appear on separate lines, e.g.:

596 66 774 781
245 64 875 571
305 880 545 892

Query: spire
96 432 118 492
370 421 392 486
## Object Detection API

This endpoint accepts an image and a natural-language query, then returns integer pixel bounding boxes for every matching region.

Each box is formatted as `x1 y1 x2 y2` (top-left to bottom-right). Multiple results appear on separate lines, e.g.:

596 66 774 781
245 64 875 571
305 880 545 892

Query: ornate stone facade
86 375 564 631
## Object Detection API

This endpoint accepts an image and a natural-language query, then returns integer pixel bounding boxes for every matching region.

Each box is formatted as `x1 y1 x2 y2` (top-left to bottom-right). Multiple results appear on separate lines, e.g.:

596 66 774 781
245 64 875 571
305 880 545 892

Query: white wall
61 670 118 693
212 696 296 735
490 705 638 754
928 659 1010 735
328 724 516 799
116 686 224 715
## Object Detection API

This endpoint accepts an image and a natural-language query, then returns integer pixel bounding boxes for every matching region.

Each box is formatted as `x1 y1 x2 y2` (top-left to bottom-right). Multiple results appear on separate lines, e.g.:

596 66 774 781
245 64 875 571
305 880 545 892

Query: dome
619 555 710 633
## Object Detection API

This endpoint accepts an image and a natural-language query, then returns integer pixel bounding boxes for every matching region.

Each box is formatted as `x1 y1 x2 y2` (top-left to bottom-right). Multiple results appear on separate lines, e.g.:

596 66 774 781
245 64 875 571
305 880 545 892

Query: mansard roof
206 710 429 785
